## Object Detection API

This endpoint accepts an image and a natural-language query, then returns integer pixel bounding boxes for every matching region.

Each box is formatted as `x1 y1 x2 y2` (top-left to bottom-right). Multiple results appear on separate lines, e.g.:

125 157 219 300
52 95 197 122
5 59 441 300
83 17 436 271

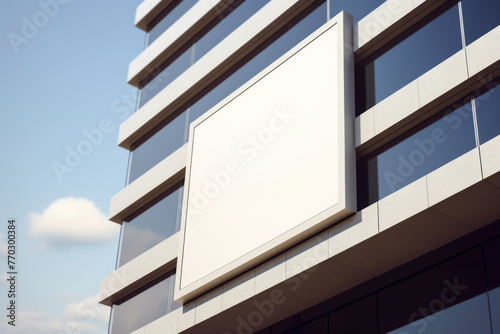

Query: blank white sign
181 25 340 289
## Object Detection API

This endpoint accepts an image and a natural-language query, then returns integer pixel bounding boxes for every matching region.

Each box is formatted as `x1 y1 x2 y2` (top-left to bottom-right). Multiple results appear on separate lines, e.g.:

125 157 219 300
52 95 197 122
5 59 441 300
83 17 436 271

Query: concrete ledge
145 309 179 334
427 149 482 207
354 0 449 62
99 233 179 306
466 25 500 78
131 326 146 334
119 0 318 149
431 181 500 230
426 147 500 229
355 29 500 157
418 49 468 108
373 80 419 136
482 134 500 185
108 144 187 223
129 0 231 87
354 106 375 148
378 177 428 231
135 0 172 31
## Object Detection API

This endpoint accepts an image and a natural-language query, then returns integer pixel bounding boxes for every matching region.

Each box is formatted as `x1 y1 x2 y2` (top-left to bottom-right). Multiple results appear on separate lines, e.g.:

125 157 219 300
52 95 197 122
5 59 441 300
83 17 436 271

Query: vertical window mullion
457 1 467 50
471 98 482 149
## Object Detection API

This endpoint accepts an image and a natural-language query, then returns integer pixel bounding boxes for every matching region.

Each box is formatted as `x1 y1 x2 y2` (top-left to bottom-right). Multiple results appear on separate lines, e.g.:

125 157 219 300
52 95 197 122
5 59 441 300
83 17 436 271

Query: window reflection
474 78 500 144
118 184 183 267
355 2 462 114
357 100 476 209
378 248 490 334
461 0 500 45
192 0 271 63
485 237 500 334
329 0 382 23
285 315 328 334
128 110 187 184
329 296 377 333
138 47 193 109
109 271 179 334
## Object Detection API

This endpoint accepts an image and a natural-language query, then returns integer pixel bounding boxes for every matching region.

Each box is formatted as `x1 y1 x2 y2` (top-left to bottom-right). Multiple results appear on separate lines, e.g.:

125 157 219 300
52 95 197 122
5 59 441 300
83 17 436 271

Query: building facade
99 0 500 333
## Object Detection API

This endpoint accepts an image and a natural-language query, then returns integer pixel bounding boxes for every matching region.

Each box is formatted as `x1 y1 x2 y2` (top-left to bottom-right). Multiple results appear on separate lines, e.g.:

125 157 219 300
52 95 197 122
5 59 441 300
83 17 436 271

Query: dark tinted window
147 0 199 47
285 315 328 334
128 110 186 183
355 2 462 114
475 78 500 144
378 248 490 334
192 0 271 63
109 271 179 334
118 184 182 267
329 0 383 23
357 101 476 209
138 47 193 109
140 0 270 109
329 295 377 333
485 237 500 334
462 0 500 45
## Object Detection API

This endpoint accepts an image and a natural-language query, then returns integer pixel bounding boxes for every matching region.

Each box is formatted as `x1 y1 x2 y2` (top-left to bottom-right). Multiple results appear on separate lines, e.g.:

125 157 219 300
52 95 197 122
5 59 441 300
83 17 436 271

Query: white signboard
176 15 355 302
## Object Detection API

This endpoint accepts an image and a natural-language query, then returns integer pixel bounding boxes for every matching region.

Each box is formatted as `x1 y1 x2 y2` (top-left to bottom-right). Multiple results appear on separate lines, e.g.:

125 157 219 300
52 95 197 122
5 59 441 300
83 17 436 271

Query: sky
0 1 144 333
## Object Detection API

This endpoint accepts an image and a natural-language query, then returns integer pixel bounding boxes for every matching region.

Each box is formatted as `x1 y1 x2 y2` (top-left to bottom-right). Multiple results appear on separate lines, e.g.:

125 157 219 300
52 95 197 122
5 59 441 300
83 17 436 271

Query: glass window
485 236 500 334
128 110 187 183
357 100 476 209
109 271 179 334
284 315 328 334
192 0 271 63
461 0 500 45
355 2 462 115
378 247 490 334
329 295 377 333
329 0 383 23
138 47 193 109
147 0 199 47
187 1 329 131
118 184 183 267
474 78 500 144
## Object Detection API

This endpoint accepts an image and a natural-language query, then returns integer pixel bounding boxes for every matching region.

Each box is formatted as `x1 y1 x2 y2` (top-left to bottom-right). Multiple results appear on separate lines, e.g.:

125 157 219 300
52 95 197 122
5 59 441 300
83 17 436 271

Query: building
99 0 500 333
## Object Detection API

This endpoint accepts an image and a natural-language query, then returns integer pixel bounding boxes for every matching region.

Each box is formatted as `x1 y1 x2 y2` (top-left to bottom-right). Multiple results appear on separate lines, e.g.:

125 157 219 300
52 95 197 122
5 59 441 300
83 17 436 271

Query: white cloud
28 197 119 249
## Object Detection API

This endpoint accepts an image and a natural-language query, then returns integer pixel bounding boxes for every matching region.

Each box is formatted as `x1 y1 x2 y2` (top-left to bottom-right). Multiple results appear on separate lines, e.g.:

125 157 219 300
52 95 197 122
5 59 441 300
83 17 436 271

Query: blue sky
0 1 143 333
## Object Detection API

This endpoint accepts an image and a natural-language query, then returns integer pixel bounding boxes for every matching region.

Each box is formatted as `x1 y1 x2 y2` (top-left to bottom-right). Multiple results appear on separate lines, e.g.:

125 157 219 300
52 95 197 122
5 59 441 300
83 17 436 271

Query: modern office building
99 0 500 333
